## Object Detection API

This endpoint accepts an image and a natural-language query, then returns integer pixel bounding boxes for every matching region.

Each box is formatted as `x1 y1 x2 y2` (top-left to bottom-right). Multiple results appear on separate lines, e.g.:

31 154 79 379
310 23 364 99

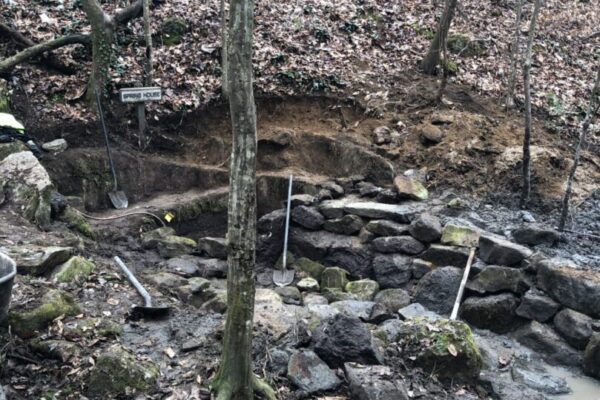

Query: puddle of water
546 365 600 400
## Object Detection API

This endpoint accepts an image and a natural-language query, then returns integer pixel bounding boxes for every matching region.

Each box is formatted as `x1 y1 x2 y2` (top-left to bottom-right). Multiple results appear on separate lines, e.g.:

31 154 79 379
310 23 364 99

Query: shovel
273 174 295 287
96 91 128 209
114 256 170 318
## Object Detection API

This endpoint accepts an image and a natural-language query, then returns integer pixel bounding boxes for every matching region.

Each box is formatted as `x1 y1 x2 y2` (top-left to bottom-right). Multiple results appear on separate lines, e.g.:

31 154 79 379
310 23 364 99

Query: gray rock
372 126 392 145
343 201 426 223
358 227 376 243
345 279 379 301
553 309 593 350
291 206 325 230
289 194 316 207
367 302 396 324
515 289 560 322
197 237 227 259
409 213 442 243
393 175 428 201
411 258 434 278
319 197 353 219
374 288 411 314
478 371 547 400
419 244 471 267
398 303 441 321
141 227 176 249
478 235 533 266
364 219 410 237
413 267 462 315
583 333 600 379
510 358 570 395
323 214 364 235
536 258 600 318
288 350 341 394
41 138 68 153
371 236 425 255
297 277 320 292
275 286 302 305
512 224 559 246
513 321 581 366
326 241 373 279
303 292 329 305
196 258 227 278
320 181 344 198
161 255 202 277
313 313 383 368
331 300 376 320
289 228 350 260
460 293 523 334
147 272 188 291
357 182 381 197
156 235 197 258
268 348 290 376
344 363 409 400
372 254 412 289
374 319 405 343
375 189 400 204
257 209 286 234
466 265 530 294
5 245 73 276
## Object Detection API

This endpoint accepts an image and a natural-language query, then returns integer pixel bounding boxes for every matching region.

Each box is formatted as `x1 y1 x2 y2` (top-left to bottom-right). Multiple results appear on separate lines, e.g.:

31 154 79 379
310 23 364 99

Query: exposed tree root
211 375 276 400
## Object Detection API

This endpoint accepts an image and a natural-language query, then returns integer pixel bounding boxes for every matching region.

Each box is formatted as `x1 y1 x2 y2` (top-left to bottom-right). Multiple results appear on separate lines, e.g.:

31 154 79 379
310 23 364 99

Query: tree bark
210 0 274 399
520 0 541 208
421 0 459 75
220 0 230 99
142 0 153 85
506 0 524 109
558 68 600 230
0 34 90 75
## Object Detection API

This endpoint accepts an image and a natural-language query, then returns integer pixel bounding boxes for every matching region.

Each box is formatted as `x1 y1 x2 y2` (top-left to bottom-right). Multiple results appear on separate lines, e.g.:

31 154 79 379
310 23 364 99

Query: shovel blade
273 269 295 287
131 305 170 319
108 190 128 209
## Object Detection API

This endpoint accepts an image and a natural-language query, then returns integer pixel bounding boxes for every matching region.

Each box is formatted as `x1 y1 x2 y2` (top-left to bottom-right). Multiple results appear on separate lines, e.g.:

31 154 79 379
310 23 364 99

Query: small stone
297 277 320 292
345 279 380 301
553 309 594 350
393 175 428 201
274 286 302 305
147 271 188 292
409 213 442 243
41 138 68 153
374 288 411 314
515 288 560 322
289 194 316 207
512 224 559 246
413 267 462 315
196 258 228 278
320 181 344 198
358 227 376 243
364 219 410 237
320 267 349 290
417 123 445 145
161 255 201 277
323 214 364 235
331 300 376 320
291 206 325 230
49 191 67 217
411 259 434 279
293 257 325 280
460 293 523 334
372 126 392 145
321 288 357 302
357 181 381 197
31 339 81 363
197 237 227 259
478 235 533 266
344 363 409 400
376 188 401 204
303 292 328 305
441 224 481 247
372 254 412 289
181 338 204 352
398 303 441 321
287 350 341 394
371 236 425 255
53 256 95 283
419 244 471 267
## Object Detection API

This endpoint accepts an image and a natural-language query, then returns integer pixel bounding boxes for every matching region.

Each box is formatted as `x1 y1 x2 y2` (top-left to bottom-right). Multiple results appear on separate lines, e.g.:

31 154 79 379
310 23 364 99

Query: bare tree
210 0 275 398
520 0 541 208
421 0 459 75
143 0 153 85
506 0 524 109
558 68 600 231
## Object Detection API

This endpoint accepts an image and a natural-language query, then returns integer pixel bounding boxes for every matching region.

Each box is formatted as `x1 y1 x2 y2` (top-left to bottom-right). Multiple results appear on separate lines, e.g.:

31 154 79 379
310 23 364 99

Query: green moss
60 206 95 239
0 141 27 160
447 34 484 57
54 256 95 283
8 290 81 338
161 17 188 46
293 257 326 280
411 22 435 40
87 345 159 397
320 267 349 290
441 224 480 247
156 235 197 258
175 196 228 222
345 279 379 301
442 59 458 75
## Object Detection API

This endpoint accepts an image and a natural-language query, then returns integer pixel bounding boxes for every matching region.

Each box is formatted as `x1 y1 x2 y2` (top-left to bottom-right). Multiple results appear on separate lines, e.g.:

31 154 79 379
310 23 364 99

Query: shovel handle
96 91 119 191
282 174 293 271
114 256 153 308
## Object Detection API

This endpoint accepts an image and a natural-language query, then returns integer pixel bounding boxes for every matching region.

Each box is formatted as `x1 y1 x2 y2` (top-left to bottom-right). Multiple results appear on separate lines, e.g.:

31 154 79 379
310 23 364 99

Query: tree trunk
558 68 600 230
506 0 524 109
220 0 230 99
421 0 458 75
143 0 153 85
520 0 541 208
82 0 115 103
210 0 274 399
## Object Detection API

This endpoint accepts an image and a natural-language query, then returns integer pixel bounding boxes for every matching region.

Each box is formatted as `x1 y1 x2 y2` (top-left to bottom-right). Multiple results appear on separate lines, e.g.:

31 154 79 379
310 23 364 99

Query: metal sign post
119 87 162 149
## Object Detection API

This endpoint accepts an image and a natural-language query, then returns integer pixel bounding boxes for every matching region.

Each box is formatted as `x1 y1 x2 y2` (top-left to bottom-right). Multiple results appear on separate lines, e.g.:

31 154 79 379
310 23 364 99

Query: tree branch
115 0 144 25
0 34 90 75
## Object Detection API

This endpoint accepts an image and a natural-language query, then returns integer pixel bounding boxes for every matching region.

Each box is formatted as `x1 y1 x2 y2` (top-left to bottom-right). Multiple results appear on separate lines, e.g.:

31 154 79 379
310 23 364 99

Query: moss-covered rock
441 224 480 247
275 251 296 269
54 256 95 283
160 17 188 46
30 339 81 362
156 235 197 258
64 317 122 339
59 206 95 239
0 141 27 161
8 289 81 338
140 226 176 249
86 344 159 398
201 290 227 313
321 267 349 290
397 317 482 381
345 279 379 301
321 287 357 302
447 34 485 57
5 245 73 275
393 175 428 201
294 257 326 280
297 277 320 292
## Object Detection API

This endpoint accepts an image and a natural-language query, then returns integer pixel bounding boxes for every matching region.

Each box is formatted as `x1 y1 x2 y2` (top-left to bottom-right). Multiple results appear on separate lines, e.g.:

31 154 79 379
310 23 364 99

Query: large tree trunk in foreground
220 0 230 99
520 0 541 208
505 0 524 109
210 0 274 399
143 0 153 85
421 0 458 75
558 68 600 230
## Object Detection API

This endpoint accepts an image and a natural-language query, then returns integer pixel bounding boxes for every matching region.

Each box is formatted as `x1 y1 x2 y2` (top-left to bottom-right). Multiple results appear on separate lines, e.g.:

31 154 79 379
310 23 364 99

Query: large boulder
393 175 428 201
161 255 203 277
466 265 529 295
460 293 523 334
156 235 197 258
53 256 95 283
326 241 373 279
293 257 326 280
344 363 409 400
583 333 600 379
396 318 483 381
0 151 53 227
364 219 410 237
478 235 532 266
513 321 581 366
413 267 462 315
409 213 442 243
197 237 227 259
553 309 594 350
374 288 411 314
372 254 412 289
292 206 325 230
287 350 341 394
515 288 560 322
86 344 159 398
313 313 383 368
343 202 426 223
323 214 364 235
536 258 600 318
419 244 471 267
140 227 176 249
371 236 425 255
4 245 73 275
512 224 559 246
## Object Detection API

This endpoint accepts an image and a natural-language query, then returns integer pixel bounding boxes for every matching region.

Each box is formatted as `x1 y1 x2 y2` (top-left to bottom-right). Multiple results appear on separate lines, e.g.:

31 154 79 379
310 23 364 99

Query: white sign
119 87 162 103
